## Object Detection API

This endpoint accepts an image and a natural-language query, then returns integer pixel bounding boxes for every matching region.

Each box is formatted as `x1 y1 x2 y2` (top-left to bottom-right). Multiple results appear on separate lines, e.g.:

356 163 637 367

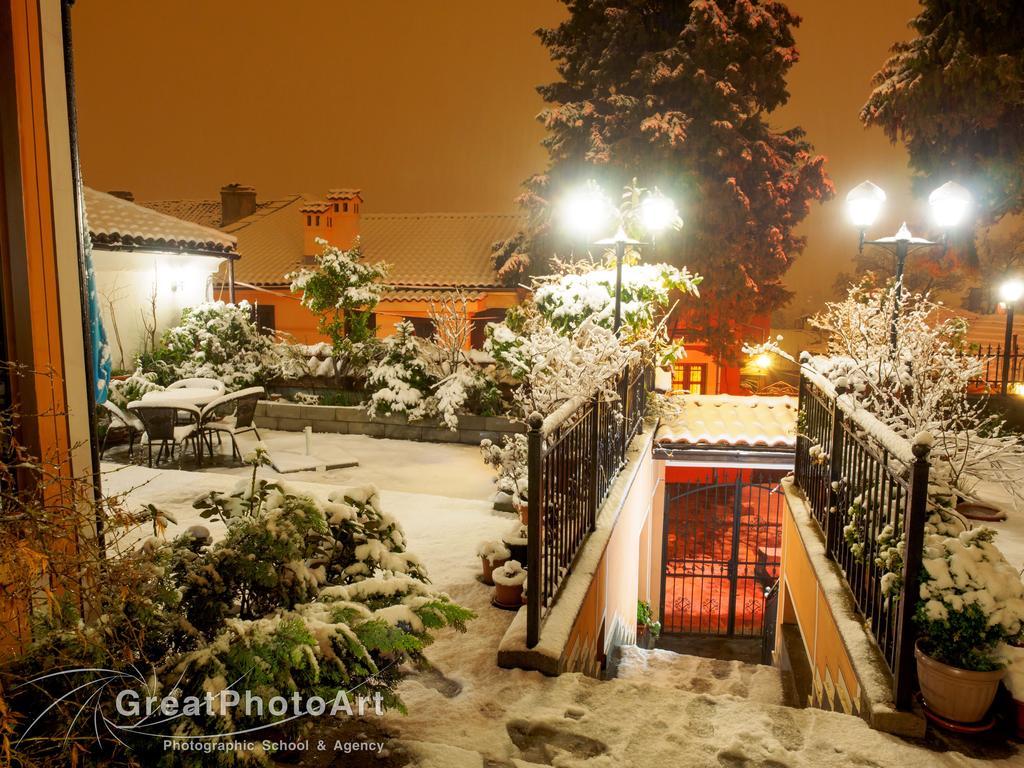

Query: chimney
107 190 134 202
301 189 362 258
220 183 258 226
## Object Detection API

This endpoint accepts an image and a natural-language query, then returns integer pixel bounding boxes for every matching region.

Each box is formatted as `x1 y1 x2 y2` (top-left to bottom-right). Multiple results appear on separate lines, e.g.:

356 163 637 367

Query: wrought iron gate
661 469 787 637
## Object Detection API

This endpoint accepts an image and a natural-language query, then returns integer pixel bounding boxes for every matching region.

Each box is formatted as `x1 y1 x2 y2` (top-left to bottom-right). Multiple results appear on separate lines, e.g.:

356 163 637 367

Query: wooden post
825 382 848 557
526 411 543 649
893 439 930 709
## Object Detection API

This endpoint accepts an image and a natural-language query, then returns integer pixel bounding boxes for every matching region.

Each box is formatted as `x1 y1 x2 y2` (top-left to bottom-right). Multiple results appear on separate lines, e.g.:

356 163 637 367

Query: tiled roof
326 189 361 200
85 187 237 256
360 213 523 289
380 288 485 302
655 394 797 449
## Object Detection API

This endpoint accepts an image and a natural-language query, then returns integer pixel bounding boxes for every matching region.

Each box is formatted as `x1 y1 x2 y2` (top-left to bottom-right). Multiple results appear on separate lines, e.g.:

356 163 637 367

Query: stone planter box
254 401 525 445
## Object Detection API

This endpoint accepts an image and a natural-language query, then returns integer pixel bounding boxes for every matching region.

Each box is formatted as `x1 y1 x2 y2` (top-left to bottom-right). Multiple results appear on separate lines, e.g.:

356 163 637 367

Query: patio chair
198 386 265 463
127 401 202 468
167 378 226 393
100 400 144 459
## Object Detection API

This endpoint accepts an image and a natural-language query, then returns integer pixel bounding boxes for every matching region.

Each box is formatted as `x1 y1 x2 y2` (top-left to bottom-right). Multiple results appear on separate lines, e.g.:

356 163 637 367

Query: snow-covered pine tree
367 320 434 419
494 0 833 361
862 0 1024 225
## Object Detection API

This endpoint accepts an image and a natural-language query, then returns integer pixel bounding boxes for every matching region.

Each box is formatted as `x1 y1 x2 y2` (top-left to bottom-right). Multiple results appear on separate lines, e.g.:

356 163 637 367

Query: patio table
140 388 223 408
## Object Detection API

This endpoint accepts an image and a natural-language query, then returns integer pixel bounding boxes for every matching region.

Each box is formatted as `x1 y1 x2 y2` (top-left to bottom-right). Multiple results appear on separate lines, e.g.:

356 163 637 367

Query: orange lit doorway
661 468 787 637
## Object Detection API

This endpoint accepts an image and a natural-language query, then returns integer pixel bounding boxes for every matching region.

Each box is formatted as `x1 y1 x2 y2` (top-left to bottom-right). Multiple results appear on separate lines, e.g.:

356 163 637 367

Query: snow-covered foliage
288 237 388 347
917 520 1024 671
492 559 527 587
367 320 434 420
754 279 1024 509
486 308 640 418
480 434 528 503
476 540 511 565
534 261 699 338
107 367 164 408
142 300 278 390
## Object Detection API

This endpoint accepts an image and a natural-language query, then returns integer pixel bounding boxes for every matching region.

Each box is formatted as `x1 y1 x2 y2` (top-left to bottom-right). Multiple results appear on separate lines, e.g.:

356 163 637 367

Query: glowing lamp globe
845 181 886 228
928 181 971 228
999 278 1024 305
562 186 610 239
640 192 678 233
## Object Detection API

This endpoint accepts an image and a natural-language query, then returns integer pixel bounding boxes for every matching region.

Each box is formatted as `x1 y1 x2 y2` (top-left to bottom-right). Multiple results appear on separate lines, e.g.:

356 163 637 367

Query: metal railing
967 337 1023 391
794 372 931 709
525 364 651 648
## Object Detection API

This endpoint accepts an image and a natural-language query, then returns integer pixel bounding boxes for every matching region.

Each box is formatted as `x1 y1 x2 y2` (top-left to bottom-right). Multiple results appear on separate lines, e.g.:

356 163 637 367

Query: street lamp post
845 180 971 352
998 278 1023 395
562 183 678 333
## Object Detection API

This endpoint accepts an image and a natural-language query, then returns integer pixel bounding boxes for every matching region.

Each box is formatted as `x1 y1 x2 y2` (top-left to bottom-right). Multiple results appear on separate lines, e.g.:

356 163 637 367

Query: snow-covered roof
85 187 237 257
656 394 797 449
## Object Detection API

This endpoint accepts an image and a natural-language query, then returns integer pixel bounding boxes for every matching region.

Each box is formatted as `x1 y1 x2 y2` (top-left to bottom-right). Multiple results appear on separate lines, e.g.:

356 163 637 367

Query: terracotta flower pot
494 582 523 608
480 555 508 586
915 641 1005 723
513 499 529 525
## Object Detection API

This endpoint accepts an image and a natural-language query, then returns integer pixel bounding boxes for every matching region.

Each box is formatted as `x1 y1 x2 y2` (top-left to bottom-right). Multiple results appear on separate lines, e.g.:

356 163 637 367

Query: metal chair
127 401 201 468
199 386 265 463
100 400 144 459
167 378 226 393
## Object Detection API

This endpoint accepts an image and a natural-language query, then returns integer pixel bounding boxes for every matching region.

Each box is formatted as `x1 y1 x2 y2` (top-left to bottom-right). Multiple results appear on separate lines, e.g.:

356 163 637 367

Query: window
405 316 434 338
355 203 359 213
306 215 312 226
672 362 707 395
249 304 276 335
334 203 339 213
343 202 349 213
327 217 332 226
470 308 507 348
315 215 320 226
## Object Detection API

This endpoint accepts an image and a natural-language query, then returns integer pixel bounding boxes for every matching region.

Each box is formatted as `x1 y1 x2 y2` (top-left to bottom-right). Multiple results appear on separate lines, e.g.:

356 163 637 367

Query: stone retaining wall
254 401 525 445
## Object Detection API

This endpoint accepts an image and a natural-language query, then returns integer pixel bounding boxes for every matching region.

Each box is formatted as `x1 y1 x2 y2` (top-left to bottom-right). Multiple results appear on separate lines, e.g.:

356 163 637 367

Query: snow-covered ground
100 436 1019 768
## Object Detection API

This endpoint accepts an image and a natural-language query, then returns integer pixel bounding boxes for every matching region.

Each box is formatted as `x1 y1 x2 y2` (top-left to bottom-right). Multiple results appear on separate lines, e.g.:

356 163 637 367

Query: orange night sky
71 0 922 318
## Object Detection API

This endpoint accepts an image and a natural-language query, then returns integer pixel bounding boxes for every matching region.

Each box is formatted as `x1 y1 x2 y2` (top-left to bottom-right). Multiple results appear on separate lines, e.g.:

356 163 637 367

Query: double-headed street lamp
562 183 679 332
845 180 971 350
998 278 1023 395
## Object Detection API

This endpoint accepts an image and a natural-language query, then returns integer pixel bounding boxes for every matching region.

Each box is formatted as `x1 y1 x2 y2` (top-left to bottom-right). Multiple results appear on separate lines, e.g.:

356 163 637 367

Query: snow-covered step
614 645 787 706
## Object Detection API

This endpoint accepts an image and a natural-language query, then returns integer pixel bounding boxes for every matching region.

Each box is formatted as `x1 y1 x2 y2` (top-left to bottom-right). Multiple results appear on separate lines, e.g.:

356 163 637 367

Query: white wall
92 248 225 370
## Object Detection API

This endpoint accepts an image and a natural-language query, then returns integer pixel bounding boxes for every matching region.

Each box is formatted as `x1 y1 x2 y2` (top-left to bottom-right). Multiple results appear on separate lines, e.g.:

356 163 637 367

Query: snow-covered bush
367 320 434 419
107 367 163 408
533 261 700 337
476 540 511 565
916 521 1024 671
480 434 528 503
3 449 472 765
141 300 277 390
752 278 1024 509
288 237 388 347
492 559 527 587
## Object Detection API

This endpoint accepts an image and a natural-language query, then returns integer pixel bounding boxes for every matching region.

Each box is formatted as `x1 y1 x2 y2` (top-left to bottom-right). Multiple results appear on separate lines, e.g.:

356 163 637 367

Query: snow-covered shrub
492 559 527 587
367 320 434 419
476 540 511 565
480 434 528 502
752 277 1024 509
107 367 163 408
142 300 277 390
533 261 700 337
504 522 529 547
288 237 388 347
916 521 1024 671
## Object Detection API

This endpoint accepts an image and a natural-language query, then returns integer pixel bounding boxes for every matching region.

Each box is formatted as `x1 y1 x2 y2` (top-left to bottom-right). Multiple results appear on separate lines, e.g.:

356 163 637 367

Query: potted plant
492 560 527 609
503 522 528 565
914 525 1024 724
477 539 511 586
636 600 661 650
